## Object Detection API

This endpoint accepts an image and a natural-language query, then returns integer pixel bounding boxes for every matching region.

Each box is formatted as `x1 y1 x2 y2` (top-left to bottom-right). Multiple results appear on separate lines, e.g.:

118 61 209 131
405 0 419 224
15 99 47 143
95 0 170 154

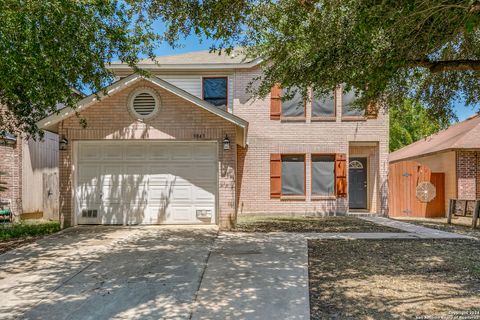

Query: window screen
342 90 365 117
282 89 305 117
203 78 227 110
281 155 305 195
312 91 335 117
312 155 335 195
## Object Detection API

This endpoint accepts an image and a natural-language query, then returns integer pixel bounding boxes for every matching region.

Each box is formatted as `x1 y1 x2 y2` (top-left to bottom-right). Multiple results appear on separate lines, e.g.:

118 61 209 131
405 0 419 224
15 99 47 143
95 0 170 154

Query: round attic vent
129 89 159 120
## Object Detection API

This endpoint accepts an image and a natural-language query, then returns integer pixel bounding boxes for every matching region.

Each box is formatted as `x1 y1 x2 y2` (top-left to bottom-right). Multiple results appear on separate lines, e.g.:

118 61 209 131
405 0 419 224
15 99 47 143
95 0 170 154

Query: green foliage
0 0 158 137
389 101 448 152
0 221 61 240
142 0 480 120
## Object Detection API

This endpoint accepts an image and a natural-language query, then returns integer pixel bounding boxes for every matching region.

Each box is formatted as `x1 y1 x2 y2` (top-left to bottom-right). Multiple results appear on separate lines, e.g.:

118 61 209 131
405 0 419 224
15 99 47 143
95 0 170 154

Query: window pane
312 155 335 195
203 78 227 109
342 90 365 116
312 91 335 117
281 155 305 195
282 90 305 117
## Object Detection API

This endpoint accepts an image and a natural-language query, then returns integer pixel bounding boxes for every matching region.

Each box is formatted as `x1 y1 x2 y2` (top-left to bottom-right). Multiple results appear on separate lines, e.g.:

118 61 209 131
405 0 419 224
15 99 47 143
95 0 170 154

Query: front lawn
235 216 403 233
0 221 61 254
308 239 480 319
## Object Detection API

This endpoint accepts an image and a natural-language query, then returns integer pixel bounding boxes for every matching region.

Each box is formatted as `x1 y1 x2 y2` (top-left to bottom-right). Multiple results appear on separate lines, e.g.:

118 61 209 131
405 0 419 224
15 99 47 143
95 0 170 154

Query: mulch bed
234 216 404 233
309 239 480 320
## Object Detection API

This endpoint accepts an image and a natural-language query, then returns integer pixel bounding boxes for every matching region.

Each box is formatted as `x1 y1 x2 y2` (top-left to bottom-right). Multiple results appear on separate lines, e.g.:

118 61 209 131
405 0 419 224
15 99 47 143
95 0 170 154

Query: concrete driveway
0 226 309 320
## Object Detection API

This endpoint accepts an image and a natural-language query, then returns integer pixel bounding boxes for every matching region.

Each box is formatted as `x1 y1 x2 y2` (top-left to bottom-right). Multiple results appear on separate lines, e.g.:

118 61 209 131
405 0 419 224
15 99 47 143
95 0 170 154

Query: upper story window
282 88 305 117
342 89 365 117
312 90 335 118
203 77 228 111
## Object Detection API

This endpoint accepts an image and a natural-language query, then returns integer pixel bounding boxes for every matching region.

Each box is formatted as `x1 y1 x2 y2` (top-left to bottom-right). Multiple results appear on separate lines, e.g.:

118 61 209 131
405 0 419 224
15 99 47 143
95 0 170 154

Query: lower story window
312 155 335 196
281 155 305 195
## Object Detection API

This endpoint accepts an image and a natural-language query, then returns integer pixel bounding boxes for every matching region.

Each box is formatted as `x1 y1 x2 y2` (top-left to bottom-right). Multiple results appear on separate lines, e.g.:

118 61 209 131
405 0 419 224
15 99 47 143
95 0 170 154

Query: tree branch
409 59 480 72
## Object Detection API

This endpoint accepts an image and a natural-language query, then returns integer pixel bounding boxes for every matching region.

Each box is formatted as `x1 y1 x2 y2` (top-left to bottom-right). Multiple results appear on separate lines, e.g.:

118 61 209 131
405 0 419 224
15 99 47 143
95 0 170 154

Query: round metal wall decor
416 181 436 202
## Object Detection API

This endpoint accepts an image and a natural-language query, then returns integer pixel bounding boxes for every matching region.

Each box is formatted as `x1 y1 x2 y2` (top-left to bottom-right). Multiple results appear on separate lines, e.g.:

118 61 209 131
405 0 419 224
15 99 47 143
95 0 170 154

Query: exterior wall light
59 137 69 150
223 134 230 151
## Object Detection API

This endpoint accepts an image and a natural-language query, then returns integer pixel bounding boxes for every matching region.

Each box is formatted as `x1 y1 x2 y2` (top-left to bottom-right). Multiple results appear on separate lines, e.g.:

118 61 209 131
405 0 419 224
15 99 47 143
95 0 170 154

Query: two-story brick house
38 49 389 229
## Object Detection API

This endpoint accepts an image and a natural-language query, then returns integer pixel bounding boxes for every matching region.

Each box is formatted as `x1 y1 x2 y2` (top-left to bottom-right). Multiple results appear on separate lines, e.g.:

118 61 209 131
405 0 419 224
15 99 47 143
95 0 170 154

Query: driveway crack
188 230 219 320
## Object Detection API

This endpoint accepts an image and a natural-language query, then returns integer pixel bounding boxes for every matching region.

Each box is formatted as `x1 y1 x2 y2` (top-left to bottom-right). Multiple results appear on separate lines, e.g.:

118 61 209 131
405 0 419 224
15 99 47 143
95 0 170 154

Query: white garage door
75 141 217 225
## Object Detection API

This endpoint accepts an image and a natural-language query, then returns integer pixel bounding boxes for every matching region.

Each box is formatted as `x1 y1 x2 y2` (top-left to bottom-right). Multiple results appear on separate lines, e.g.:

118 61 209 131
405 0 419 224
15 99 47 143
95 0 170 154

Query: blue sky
151 34 478 123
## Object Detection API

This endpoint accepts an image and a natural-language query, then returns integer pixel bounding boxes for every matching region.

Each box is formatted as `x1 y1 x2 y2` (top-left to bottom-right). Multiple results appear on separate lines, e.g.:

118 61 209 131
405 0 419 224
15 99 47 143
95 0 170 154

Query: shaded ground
0 221 61 254
235 216 404 233
398 218 480 239
0 236 44 254
0 226 218 319
308 239 480 320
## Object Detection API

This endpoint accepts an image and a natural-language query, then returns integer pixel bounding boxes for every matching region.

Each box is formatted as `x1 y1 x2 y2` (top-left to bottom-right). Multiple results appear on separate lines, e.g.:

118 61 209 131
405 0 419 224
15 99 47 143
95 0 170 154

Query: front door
349 157 367 209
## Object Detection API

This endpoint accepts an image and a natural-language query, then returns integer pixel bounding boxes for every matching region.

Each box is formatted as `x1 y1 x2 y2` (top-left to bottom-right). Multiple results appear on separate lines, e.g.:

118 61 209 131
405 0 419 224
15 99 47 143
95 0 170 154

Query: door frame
73 140 219 226
348 156 369 211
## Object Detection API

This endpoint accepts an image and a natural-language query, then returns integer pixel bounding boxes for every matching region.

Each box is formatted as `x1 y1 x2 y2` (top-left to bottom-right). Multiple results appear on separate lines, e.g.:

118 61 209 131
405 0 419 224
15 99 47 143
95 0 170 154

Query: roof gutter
106 58 263 71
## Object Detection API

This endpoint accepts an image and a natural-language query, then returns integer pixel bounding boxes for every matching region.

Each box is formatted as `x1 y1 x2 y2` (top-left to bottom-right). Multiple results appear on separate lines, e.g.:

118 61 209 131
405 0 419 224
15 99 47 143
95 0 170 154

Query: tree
142 0 480 122
389 100 447 152
0 0 158 136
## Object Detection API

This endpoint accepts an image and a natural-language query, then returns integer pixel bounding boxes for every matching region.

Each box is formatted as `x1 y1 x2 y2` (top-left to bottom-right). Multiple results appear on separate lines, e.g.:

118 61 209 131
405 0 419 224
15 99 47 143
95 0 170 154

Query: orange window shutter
270 154 282 198
335 154 347 197
270 84 282 120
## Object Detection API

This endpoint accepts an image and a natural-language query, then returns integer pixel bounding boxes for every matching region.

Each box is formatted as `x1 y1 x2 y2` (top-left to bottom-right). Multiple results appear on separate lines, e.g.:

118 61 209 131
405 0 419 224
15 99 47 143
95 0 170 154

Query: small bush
0 221 61 241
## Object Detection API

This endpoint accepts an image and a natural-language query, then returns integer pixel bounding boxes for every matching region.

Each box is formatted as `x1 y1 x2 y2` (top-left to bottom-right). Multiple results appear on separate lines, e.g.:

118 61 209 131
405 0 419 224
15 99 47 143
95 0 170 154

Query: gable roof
37 74 248 146
390 114 480 162
108 48 262 71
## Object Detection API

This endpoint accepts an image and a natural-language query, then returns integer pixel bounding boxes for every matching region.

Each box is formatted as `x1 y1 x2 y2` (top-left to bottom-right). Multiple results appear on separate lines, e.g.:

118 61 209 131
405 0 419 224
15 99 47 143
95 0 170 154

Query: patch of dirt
308 239 480 320
0 237 42 254
234 216 404 233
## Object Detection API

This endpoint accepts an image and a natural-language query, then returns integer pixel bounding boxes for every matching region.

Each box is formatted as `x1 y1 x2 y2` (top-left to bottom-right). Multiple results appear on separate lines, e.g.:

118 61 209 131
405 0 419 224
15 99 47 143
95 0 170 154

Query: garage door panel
149 145 171 161
168 206 194 222
103 145 124 160
171 145 193 160
193 145 217 161
194 187 216 202
79 145 102 161
125 145 147 160
102 164 124 185
77 142 217 225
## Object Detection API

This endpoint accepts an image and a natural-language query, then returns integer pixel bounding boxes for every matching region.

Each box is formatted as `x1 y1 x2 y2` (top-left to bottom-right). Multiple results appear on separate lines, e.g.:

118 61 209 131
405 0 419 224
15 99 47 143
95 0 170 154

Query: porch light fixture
59 137 69 150
223 134 230 151
0 131 17 146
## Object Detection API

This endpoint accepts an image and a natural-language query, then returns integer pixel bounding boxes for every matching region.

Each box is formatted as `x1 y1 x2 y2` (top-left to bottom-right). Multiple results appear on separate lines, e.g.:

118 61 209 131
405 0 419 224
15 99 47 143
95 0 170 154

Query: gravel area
235 216 404 233
308 239 480 320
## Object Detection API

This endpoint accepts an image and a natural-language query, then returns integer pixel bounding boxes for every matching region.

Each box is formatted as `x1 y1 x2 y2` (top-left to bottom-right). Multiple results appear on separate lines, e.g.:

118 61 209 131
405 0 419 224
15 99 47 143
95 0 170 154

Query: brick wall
59 80 237 229
233 67 389 216
456 150 480 200
0 141 22 216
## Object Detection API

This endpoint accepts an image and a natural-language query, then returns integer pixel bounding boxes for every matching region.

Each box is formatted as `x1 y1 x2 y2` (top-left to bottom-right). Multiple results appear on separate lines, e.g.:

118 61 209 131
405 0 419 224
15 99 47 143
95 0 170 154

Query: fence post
473 200 480 229
447 199 454 224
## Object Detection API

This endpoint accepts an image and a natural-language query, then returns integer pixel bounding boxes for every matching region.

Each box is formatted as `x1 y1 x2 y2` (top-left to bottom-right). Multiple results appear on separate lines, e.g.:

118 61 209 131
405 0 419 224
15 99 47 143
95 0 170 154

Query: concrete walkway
359 216 474 239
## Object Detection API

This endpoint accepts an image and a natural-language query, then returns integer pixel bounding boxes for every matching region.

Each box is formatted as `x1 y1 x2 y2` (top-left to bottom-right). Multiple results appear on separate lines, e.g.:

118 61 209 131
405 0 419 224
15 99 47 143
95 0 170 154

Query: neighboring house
389 113 480 217
38 49 389 229
0 128 59 220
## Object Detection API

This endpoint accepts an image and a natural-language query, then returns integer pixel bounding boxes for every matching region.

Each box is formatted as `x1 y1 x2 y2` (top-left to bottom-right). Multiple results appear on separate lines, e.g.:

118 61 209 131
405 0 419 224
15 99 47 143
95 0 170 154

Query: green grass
0 221 61 241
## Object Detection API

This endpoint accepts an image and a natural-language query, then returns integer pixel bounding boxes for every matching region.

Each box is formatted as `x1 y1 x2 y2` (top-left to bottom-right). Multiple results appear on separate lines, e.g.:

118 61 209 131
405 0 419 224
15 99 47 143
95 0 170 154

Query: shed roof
389 113 480 162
